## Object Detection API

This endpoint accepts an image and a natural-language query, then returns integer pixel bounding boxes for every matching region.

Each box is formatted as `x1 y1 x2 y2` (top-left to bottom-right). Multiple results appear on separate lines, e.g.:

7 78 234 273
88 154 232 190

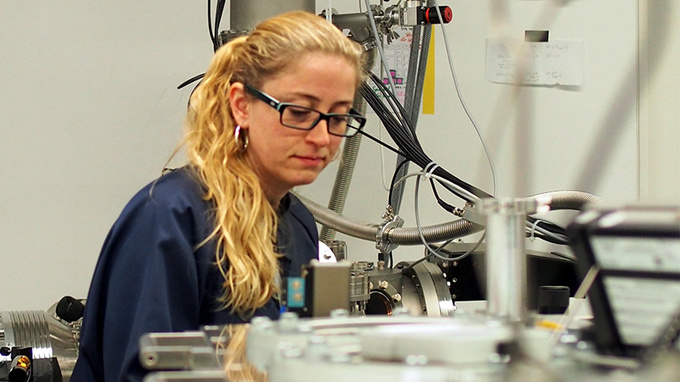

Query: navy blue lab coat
71 167 319 381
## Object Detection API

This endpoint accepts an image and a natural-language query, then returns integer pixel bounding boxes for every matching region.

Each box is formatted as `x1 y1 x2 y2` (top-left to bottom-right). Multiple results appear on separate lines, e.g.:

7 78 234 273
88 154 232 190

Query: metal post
230 0 316 32
480 198 537 322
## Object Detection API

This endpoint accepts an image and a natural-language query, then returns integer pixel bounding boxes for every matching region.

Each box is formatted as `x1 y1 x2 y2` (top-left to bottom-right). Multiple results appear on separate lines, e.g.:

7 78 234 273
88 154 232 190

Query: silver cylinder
0 310 79 381
230 0 316 31
480 198 538 322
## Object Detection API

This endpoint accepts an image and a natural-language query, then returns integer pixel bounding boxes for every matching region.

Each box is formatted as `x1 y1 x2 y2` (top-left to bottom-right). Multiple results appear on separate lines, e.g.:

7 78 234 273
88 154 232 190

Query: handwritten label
485 38 584 86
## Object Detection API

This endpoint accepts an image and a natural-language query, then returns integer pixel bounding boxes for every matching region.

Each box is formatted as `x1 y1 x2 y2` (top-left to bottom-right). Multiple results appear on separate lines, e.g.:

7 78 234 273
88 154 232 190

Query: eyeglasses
244 84 366 137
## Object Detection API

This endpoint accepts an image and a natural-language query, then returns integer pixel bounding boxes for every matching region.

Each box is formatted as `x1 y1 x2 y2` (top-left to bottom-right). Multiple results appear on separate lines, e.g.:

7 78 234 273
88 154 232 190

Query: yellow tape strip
422 33 435 114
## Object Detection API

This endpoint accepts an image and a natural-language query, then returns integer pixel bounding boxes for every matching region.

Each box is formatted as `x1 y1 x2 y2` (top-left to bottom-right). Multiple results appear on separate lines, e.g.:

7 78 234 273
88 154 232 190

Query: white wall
1 2 212 310
1 1 675 311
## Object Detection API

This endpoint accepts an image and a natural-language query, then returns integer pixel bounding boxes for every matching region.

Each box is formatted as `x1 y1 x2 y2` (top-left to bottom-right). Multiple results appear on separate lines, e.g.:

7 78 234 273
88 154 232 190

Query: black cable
526 216 568 245
429 238 476 257
360 81 420 156
367 73 419 145
363 74 457 189
177 73 205 90
213 0 226 51
388 159 411 207
360 76 493 202
180 0 217 90
401 253 433 272
180 0 224 90
356 129 404 156
527 232 568 246
527 215 567 236
363 78 470 215
208 0 215 48
428 179 457 214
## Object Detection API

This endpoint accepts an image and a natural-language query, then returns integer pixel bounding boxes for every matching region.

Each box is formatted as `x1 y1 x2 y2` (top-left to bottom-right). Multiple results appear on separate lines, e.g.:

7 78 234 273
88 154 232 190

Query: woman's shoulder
116 166 211 227
283 193 315 226
129 167 205 206
281 192 318 243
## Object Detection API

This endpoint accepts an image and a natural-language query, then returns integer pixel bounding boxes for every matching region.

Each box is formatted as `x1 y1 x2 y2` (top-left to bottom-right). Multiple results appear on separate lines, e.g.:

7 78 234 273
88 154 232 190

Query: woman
71 11 366 381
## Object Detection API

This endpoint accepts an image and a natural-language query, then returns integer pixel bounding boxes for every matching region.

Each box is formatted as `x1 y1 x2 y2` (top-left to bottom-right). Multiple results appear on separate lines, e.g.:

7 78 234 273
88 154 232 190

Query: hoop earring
234 125 249 152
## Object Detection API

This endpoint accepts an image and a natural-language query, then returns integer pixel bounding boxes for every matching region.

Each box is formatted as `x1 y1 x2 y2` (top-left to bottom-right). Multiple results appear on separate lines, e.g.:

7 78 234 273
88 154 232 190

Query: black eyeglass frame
243 83 366 137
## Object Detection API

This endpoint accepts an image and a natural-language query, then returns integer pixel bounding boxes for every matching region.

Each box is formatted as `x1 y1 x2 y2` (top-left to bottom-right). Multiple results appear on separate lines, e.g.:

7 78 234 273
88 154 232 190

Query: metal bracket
376 205 405 255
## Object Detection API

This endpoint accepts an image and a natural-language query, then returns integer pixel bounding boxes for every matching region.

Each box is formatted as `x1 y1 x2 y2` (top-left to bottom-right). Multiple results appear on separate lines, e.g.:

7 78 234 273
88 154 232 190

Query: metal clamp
375 205 404 255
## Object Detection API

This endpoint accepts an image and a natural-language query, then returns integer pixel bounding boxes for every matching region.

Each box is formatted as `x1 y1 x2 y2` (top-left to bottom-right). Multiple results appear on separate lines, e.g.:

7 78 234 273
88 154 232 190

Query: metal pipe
298 193 483 244
229 0 315 31
320 95 368 242
526 190 603 210
390 21 433 214
299 190 599 247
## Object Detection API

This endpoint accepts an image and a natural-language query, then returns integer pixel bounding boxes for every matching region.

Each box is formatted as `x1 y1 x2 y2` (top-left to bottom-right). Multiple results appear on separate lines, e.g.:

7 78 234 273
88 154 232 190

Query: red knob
424 6 453 24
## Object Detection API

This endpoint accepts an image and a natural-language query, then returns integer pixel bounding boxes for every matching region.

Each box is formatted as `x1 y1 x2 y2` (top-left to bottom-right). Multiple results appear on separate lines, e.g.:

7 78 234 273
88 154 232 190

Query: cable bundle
359 72 569 245
359 72 492 204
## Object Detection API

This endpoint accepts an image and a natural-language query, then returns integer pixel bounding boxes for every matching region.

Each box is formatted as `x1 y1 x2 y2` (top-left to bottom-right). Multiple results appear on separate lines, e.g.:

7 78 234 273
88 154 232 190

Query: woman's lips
294 155 325 167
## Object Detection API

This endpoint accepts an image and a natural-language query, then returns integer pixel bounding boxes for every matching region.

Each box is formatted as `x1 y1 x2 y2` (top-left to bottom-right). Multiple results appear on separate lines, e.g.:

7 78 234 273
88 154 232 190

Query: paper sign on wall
485 38 584 86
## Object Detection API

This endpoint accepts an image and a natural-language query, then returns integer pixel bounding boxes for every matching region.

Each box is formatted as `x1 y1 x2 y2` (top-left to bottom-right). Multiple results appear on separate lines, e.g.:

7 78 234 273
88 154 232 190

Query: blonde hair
219 324 267 381
183 11 365 317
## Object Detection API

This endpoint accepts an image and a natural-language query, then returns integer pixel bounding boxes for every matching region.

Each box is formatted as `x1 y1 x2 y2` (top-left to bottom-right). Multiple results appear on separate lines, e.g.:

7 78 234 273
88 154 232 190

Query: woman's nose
305 118 332 146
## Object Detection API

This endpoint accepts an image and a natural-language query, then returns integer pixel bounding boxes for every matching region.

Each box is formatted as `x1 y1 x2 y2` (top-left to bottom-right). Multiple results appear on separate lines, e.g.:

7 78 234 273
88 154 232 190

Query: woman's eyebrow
285 92 354 109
